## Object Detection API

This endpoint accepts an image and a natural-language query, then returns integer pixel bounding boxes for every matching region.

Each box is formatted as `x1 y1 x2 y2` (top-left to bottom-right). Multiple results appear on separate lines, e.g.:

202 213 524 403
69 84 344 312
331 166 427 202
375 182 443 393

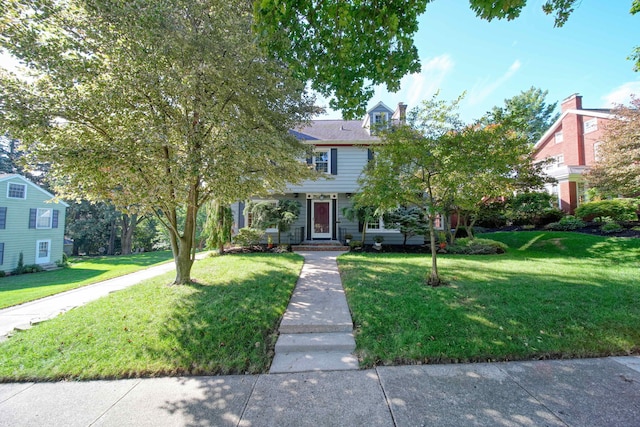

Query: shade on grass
338 232 640 367
0 251 175 309
0 253 303 381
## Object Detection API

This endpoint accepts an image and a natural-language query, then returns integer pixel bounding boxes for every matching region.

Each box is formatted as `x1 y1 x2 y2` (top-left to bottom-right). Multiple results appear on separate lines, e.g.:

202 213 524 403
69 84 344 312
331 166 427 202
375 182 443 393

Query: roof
0 174 69 207
534 108 617 151
292 120 380 143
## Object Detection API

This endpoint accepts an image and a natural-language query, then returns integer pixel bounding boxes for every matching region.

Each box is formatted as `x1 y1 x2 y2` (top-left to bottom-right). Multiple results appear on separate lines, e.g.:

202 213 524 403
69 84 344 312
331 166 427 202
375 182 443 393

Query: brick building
533 94 615 214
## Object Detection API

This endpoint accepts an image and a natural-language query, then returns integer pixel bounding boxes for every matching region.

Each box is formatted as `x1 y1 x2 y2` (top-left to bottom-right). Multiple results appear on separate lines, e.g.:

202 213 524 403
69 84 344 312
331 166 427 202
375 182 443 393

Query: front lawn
0 251 175 309
0 253 303 381
338 232 640 367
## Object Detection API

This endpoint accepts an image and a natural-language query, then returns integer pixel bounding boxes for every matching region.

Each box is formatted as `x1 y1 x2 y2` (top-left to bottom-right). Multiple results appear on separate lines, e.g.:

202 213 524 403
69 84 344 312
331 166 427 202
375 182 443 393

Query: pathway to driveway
0 253 209 340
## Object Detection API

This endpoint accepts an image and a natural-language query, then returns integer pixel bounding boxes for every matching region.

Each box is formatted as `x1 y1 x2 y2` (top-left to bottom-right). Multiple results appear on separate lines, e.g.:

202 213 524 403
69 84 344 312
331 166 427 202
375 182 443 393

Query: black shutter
367 148 374 161
306 156 313 165
238 202 245 228
306 199 312 240
332 200 337 239
330 148 337 175
0 207 6 229
29 208 37 229
52 210 59 229
0 242 4 265
358 221 364 232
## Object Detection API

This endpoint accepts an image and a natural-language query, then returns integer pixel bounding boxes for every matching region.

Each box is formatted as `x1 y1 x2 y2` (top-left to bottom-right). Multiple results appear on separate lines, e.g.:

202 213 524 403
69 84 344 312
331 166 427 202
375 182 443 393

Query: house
533 94 616 214
232 101 428 245
0 174 68 273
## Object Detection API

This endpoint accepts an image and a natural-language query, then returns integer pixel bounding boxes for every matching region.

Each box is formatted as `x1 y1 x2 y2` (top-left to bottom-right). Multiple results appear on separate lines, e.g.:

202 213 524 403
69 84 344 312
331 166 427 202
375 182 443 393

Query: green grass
338 232 640 367
0 251 175 309
0 253 303 381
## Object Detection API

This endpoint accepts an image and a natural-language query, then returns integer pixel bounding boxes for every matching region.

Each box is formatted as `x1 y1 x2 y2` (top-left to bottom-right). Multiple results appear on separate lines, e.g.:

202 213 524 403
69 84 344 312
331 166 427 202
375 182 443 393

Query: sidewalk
1 357 639 426
1 251 640 426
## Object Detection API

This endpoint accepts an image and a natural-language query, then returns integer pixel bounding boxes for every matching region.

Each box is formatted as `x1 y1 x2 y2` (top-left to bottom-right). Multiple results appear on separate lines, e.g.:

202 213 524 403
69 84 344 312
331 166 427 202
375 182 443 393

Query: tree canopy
0 0 317 284
586 97 640 197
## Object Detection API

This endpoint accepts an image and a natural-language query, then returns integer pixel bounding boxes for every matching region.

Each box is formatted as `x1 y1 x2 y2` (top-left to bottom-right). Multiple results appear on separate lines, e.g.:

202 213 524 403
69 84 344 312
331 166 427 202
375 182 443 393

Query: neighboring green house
0 174 68 273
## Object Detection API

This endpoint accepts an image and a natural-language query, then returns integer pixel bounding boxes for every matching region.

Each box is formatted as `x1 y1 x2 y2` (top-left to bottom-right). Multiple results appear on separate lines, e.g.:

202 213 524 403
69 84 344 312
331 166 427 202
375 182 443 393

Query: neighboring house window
593 141 604 162
29 208 60 229
0 242 4 265
584 118 597 134
0 207 6 229
554 131 563 143
544 154 564 170
577 182 587 205
7 183 26 199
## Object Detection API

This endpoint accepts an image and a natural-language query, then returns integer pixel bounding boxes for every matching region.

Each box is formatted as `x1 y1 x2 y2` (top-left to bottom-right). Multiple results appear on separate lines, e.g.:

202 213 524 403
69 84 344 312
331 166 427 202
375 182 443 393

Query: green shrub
600 222 623 234
545 215 586 231
23 264 43 274
507 192 557 226
349 240 363 250
232 228 264 247
575 199 638 222
13 252 25 275
474 200 508 228
0 270 5 278
448 238 507 255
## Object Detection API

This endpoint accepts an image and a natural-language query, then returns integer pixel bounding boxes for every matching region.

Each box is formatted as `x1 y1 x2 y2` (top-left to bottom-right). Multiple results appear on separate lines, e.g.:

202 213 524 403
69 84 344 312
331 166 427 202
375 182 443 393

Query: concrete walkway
270 251 357 373
0 253 209 340
1 357 639 426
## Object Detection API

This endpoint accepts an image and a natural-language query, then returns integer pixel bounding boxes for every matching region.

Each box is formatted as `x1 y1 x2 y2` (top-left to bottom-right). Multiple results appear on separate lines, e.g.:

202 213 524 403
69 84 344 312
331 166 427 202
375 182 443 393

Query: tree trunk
120 213 136 255
107 219 117 255
168 190 198 285
427 212 442 287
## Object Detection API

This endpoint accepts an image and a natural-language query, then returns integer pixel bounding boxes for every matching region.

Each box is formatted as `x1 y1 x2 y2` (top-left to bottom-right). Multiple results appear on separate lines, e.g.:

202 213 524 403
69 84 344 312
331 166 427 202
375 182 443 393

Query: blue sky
317 0 640 122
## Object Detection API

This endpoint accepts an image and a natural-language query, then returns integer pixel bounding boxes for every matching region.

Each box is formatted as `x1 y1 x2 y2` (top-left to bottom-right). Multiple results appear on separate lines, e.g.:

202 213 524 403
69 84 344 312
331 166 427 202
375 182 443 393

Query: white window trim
584 118 598 134
366 217 400 233
245 200 278 232
312 148 331 174
36 208 53 229
7 182 27 199
593 141 604 162
554 131 563 143
35 239 51 264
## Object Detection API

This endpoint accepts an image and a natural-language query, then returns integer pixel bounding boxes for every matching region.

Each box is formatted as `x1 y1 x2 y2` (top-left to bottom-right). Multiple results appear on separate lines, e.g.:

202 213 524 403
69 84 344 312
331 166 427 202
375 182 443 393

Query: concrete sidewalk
1 357 639 426
0 253 209 339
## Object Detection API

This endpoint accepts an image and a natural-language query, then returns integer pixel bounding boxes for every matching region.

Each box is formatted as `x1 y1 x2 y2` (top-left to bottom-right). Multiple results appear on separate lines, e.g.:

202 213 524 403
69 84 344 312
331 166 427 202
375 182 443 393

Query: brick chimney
392 102 407 123
561 93 582 112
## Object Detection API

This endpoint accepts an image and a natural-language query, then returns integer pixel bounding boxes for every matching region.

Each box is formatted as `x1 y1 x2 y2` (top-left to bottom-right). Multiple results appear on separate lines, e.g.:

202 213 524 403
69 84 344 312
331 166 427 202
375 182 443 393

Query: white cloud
601 81 640 106
468 59 522 105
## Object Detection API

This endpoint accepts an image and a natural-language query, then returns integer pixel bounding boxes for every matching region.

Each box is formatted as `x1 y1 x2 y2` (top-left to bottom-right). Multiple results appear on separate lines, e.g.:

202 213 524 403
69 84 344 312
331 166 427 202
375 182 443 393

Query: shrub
448 238 507 255
0 270 5 278
233 228 264 247
507 192 556 226
575 199 638 222
474 200 508 228
13 252 25 275
537 208 565 226
349 240 363 250
545 215 586 231
600 222 623 234
22 264 43 274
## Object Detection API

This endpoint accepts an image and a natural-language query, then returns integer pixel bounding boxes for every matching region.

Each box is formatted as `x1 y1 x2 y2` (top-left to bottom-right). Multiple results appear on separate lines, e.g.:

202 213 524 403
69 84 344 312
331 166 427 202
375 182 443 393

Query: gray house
233 101 430 246
0 174 68 273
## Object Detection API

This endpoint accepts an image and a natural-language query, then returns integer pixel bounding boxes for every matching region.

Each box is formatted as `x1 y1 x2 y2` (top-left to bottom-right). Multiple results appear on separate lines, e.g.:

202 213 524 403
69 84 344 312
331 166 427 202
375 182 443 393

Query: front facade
232 102 425 245
0 174 68 273
533 94 615 214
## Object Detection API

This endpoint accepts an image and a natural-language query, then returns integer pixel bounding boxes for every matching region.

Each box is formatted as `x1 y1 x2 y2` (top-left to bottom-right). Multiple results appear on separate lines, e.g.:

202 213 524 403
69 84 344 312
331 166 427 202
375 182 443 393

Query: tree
341 203 378 245
383 206 429 247
254 0 633 117
586 97 640 197
488 87 559 145
0 0 317 284
244 200 301 244
203 200 234 254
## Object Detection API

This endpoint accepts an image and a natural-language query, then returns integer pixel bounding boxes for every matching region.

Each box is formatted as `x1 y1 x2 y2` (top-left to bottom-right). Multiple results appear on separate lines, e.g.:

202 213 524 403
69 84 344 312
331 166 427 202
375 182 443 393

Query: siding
0 177 67 272
287 146 369 193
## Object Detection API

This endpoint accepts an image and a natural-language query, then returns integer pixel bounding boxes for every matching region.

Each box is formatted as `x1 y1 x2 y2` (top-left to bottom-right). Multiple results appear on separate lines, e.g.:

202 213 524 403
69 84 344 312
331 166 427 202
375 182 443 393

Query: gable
0 174 69 207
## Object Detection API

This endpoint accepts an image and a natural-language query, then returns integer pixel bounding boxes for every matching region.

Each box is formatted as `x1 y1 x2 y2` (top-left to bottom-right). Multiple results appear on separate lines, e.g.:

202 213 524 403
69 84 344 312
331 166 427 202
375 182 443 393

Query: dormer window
373 112 388 125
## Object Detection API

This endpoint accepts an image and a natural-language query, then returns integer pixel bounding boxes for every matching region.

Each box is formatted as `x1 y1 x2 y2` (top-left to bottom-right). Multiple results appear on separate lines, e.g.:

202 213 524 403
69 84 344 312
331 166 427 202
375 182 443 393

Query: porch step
39 263 61 271
293 245 349 251
275 332 356 353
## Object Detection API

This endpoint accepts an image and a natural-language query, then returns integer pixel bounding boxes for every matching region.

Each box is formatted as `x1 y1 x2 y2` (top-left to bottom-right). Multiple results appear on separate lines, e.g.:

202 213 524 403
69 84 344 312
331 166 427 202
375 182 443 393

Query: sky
316 0 640 122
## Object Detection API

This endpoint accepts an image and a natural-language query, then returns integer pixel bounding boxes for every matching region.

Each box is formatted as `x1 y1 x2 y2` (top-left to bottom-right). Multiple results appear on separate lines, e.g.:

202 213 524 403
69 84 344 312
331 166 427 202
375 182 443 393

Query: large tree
0 0 317 284
586 97 640 197
254 1 637 117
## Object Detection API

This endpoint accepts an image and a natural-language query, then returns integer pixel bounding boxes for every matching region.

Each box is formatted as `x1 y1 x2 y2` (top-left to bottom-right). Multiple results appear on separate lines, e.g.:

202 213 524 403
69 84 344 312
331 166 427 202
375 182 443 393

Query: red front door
312 201 331 238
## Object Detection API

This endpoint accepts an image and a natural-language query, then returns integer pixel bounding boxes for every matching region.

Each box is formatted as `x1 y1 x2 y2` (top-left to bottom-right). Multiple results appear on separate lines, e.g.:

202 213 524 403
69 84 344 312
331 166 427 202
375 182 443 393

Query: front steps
292 240 349 252
269 251 358 373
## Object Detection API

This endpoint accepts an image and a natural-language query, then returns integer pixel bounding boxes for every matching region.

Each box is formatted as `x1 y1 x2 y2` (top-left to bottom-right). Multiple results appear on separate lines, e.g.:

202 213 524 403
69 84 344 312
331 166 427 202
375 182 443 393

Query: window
366 217 383 231
7 183 26 199
584 118 598 134
554 131 563 143
0 207 6 229
544 154 564 170
36 208 52 229
246 200 278 231
594 141 604 162
577 182 587 205
0 242 4 265
38 240 49 258
312 149 330 173
373 112 388 125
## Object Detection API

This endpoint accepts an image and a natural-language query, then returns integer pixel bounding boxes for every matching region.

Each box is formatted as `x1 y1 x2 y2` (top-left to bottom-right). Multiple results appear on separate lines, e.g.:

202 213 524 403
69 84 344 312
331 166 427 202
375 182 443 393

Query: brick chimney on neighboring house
561 93 583 112
393 102 407 123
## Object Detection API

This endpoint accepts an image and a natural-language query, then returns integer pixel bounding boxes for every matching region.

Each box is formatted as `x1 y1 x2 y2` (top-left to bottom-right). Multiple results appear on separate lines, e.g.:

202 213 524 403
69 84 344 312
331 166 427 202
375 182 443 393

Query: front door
311 200 331 239
35 240 51 264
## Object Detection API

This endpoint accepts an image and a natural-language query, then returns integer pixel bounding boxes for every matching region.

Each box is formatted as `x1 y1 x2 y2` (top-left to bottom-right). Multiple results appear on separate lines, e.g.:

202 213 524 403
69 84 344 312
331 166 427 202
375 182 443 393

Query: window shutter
306 156 313 165
29 208 37 229
306 199 312 240
0 242 4 265
367 149 374 161
0 207 6 230
330 148 337 175
238 202 245 228
358 221 364 232
52 210 59 229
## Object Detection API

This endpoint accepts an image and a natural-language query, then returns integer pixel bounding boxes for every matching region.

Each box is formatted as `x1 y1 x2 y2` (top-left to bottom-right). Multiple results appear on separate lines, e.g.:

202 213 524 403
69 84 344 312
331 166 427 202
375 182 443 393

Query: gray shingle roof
292 120 379 142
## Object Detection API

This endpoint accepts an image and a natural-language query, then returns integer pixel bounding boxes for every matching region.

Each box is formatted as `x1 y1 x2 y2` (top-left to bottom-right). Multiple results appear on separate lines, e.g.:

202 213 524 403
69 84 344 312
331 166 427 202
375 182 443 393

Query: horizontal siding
0 178 67 272
287 146 368 193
